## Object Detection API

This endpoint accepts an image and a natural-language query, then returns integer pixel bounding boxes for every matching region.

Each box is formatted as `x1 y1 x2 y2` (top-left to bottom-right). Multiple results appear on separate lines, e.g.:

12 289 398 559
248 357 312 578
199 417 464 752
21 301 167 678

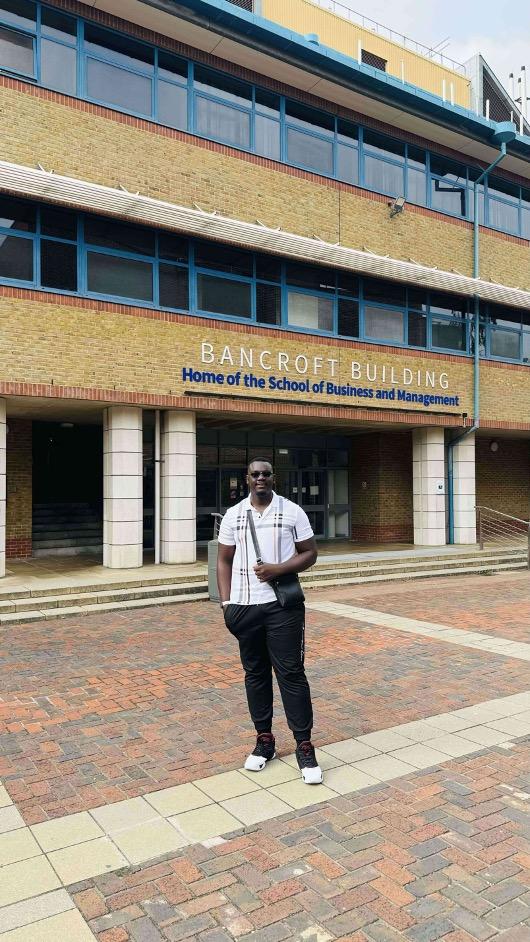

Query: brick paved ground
71 740 530 942
315 571 530 643
1 573 530 824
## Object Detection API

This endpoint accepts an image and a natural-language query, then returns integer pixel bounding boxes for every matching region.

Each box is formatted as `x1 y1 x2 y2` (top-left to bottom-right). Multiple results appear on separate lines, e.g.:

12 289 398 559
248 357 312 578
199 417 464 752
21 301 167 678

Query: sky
336 0 530 97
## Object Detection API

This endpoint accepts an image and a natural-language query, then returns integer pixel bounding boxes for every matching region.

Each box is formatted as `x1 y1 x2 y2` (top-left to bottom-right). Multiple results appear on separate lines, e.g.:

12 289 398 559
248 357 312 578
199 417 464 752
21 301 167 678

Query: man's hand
254 562 282 583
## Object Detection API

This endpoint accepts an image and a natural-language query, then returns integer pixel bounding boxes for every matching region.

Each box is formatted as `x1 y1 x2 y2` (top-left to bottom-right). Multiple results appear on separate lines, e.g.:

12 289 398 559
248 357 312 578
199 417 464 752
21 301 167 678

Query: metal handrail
211 512 223 539
476 505 530 569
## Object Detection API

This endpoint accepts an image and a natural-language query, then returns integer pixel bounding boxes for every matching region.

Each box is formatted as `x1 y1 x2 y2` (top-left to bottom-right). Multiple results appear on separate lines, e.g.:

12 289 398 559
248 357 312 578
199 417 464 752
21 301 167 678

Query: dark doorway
32 422 103 555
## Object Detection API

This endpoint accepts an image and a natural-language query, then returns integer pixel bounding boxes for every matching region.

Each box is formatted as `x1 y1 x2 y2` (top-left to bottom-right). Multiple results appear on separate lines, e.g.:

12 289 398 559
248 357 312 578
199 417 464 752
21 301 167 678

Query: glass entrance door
276 469 327 537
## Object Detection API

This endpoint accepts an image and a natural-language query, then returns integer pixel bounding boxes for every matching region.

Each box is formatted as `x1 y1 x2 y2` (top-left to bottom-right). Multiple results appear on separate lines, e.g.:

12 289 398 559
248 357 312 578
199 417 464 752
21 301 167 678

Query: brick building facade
0 0 528 571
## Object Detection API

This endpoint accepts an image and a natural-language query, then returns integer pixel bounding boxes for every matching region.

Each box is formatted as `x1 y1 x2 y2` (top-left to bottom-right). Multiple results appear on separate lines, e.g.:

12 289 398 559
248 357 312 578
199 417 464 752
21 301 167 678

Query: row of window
1 0 530 238
1 195 529 363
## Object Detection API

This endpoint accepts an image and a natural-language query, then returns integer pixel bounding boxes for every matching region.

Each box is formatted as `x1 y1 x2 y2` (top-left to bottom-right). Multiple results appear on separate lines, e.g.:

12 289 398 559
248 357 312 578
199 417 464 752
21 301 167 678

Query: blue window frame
2 194 530 367
1 0 529 241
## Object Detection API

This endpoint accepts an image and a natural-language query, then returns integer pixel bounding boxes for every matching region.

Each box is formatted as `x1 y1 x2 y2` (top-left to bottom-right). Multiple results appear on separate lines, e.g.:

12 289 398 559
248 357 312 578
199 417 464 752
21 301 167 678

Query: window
159 264 188 309
487 176 520 234
85 24 153 116
287 292 333 331
0 234 33 281
194 66 252 149
431 317 467 351
286 263 335 293
0 197 36 231
87 252 153 301
195 242 253 277
408 310 427 347
85 218 155 256
197 273 251 318
40 240 77 290
364 279 406 307
430 156 468 217
286 101 334 175
364 305 404 342
40 8 76 94
338 299 359 337
0 24 34 74
490 328 520 360
256 283 281 325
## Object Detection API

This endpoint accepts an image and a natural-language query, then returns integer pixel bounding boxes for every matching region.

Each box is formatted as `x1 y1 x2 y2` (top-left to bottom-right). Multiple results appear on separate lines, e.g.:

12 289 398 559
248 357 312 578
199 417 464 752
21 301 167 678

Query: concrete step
302 552 527 582
304 559 527 589
0 570 208 601
312 548 523 571
0 591 210 626
0 580 209 614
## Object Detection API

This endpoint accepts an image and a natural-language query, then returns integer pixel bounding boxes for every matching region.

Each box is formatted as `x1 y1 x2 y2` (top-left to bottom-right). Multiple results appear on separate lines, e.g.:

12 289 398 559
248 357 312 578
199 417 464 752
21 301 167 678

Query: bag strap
246 508 263 565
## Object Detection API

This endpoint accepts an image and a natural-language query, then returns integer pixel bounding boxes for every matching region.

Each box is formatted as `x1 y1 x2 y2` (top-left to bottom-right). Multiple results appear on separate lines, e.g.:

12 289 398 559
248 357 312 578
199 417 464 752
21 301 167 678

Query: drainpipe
447 122 517 543
154 410 161 564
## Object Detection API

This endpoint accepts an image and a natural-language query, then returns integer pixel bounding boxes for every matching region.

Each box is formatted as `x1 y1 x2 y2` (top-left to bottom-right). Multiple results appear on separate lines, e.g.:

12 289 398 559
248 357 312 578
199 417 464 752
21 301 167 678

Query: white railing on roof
311 0 467 75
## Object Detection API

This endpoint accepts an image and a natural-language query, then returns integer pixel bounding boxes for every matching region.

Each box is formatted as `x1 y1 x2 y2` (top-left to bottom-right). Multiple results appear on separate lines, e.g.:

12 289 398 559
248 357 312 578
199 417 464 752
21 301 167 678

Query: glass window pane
488 197 519 234
337 119 358 143
0 25 34 75
197 273 251 318
84 24 153 70
286 100 334 134
338 299 359 337
40 239 77 291
0 196 36 231
337 143 358 184
195 241 252 276
490 329 520 360
256 283 281 325
364 278 406 306
41 8 76 41
522 208 530 240
488 176 520 202
430 293 468 316
363 130 405 161
255 88 280 116
158 50 187 82
255 115 280 160
85 218 155 256
408 287 428 311
0 0 35 31
488 304 521 327
196 96 250 148
431 317 467 351
287 292 333 331
158 81 187 129
41 39 76 94
431 176 467 216
523 333 530 363
364 305 404 342
408 145 426 169
408 310 427 347
364 154 404 196
194 65 251 106
286 263 335 293
87 252 153 301
287 127 333 174
0 234 32 280
87 58 152 115
159 233 188 263
337 271 359 296
256 255 281 282
407 167 426 205
41 206 77 240
159 264 188 309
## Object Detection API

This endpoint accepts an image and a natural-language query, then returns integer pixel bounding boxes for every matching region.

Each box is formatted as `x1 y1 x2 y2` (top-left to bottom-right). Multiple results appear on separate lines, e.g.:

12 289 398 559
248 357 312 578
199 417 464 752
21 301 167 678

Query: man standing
217 458 322 784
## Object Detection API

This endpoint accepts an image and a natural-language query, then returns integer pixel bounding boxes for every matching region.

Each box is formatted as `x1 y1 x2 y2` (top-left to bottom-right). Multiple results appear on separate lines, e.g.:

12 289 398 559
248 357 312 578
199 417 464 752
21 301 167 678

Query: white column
453 432 476 544
160 411 196 564
413 428 446 546
0 400 6 577
103 406 143 569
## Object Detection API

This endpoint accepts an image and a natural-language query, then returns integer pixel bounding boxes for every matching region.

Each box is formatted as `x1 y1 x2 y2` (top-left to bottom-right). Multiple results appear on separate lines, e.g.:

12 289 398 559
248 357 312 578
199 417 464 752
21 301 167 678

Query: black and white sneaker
244 733 276 772
296 741 323 784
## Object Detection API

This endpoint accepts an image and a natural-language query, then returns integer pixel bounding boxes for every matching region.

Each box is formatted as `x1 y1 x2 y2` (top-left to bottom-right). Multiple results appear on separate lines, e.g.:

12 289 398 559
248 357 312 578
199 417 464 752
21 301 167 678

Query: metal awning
1 159 529 310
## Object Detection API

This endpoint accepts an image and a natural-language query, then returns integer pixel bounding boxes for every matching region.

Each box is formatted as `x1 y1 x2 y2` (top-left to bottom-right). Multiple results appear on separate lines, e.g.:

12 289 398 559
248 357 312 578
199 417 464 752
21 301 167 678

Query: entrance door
275 469 327 537
327 469 350 538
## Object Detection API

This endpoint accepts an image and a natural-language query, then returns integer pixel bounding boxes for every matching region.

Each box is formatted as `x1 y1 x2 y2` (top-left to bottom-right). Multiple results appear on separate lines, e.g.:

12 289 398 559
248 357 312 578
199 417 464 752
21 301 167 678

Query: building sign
180 341 465 412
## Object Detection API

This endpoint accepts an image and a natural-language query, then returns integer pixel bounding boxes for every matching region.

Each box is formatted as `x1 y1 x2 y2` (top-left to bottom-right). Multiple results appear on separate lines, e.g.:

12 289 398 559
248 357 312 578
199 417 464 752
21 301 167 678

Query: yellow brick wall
5 419 32 558
476 438 530 520
2 86 529 291
350 432 413 541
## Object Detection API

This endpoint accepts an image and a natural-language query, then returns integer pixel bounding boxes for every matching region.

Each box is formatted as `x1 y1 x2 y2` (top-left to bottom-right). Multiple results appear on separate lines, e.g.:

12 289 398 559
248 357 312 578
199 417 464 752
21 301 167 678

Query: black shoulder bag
246 508 305 609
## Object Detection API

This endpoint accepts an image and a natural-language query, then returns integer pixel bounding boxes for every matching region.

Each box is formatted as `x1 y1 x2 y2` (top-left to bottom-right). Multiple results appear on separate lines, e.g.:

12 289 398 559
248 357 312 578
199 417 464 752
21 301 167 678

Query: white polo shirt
218 492 314 605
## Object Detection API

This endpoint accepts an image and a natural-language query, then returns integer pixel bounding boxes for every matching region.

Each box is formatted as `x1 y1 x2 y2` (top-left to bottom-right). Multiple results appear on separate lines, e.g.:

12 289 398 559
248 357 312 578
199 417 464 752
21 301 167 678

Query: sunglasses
249 470 273 479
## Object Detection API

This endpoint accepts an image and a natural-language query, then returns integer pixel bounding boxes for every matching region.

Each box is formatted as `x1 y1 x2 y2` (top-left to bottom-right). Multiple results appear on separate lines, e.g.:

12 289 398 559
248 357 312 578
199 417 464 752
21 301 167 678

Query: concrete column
103 406 143 569
0 401 6 577
413 428 446 546
453 432 477 544
160 411 196 564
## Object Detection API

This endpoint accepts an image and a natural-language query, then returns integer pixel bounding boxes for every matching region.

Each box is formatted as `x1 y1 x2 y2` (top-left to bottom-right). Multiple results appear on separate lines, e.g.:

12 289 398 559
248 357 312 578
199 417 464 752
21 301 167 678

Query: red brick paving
70 741 530 942
316 570 530 643
1 575 530 823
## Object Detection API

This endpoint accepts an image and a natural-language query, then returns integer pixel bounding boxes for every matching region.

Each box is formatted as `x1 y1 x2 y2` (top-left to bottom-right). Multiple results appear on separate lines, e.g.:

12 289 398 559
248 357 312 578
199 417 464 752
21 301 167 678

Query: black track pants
224 601 313 738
